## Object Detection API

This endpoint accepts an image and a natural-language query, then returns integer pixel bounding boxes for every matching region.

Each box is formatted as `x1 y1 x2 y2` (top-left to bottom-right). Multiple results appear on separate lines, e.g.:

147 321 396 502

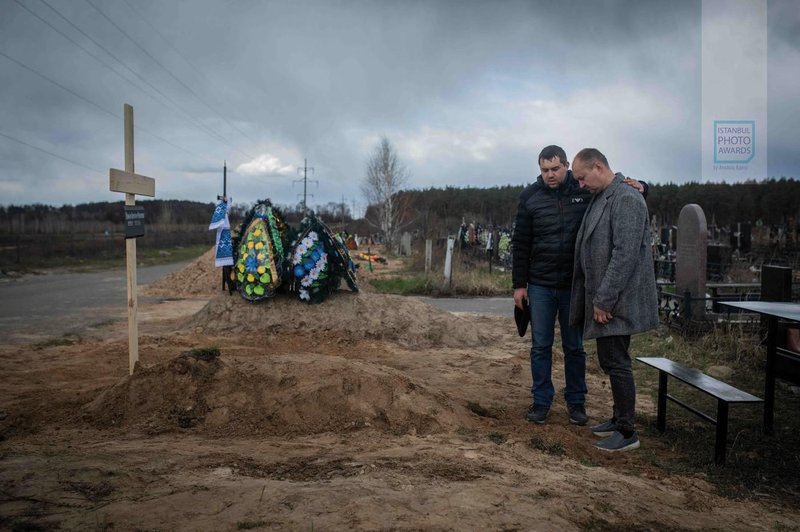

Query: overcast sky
0 0 798 212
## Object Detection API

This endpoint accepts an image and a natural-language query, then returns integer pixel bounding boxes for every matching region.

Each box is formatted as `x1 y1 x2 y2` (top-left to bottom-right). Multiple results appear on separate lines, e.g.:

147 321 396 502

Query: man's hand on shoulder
623 177 644 193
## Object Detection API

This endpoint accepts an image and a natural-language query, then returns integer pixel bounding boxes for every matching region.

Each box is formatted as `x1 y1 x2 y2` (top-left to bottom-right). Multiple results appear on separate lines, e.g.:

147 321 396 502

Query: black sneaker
594 430 640 452
526 404 550 424
590 419 618 437
567 404 588 426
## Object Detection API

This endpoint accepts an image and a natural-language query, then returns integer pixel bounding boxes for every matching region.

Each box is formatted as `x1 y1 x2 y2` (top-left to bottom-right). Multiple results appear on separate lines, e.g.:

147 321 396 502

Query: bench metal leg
657 371 667 432
764 317 777 435
715 401 729 465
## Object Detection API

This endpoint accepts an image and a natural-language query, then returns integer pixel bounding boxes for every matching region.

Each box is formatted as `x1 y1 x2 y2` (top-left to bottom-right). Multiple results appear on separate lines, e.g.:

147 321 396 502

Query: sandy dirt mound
2 314 800 530
143 245 401 297
81 351 472 437
5 263 800 530
188 292 494 348
143 247 220 297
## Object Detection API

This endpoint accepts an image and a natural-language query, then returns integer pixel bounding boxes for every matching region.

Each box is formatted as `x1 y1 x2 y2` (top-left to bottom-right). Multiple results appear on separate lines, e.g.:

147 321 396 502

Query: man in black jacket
512 145 646 426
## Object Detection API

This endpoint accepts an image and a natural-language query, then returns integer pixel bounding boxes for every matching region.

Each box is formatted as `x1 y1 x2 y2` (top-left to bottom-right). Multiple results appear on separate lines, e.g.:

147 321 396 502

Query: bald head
572 148 615 193
573 148 609 170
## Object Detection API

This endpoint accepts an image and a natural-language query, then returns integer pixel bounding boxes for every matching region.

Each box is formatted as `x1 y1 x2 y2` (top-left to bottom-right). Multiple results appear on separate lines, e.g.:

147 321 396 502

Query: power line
35 0 247 160
13 0 151 99
0 131 105 175
0 49 215 164
122 0 205 76
120 0 252 141
85 0 257 159
36 0 239 155
0 50 119 122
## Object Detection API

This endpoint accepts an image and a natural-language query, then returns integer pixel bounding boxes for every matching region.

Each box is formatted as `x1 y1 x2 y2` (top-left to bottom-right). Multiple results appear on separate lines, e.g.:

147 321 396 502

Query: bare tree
361 137 410 246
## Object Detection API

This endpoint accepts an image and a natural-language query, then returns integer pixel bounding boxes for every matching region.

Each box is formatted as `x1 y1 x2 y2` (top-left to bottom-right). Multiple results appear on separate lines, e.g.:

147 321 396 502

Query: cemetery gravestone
425 239 432 274
676 204 707 320
761 265 792 302
443 237 454 288
660 227 670 248
670 226 678 252
400 232 412 256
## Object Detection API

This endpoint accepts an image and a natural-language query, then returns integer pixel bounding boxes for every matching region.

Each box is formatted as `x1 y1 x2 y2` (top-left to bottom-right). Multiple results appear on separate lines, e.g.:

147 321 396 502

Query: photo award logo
713 120 754 167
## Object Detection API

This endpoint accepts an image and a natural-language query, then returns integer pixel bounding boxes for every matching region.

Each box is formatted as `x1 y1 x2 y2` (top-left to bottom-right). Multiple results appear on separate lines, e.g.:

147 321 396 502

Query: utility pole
217 161 232 294
217 160 228 202
293 158 317 213
340 194 347 230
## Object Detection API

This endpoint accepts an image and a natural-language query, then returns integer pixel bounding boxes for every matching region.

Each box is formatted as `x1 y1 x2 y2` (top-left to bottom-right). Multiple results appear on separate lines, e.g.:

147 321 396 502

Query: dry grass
630 325 800 505
371 241 511 296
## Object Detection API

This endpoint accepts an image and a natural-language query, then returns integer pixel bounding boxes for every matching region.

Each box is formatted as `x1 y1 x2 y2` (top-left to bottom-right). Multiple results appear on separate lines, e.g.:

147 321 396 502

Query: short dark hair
574 148 609 169
538 145 568 166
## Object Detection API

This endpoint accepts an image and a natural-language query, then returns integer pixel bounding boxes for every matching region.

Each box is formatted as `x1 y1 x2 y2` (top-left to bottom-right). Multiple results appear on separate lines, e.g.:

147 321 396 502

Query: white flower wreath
291 230 329 299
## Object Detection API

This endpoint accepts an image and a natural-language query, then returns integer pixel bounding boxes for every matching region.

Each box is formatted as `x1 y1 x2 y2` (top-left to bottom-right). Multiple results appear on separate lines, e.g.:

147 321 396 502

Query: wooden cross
109 104 155 375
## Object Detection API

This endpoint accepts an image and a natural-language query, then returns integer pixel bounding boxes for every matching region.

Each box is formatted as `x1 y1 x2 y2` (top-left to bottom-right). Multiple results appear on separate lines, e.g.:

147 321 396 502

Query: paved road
419 296 512 317
0 264 510 339
0 262 191 336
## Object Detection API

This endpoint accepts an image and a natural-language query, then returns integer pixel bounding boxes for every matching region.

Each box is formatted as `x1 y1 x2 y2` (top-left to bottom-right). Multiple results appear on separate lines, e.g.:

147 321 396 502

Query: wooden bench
636 357 763 464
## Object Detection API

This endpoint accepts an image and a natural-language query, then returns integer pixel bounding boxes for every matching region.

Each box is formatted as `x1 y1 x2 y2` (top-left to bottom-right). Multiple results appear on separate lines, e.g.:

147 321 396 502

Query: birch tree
361 137 409 246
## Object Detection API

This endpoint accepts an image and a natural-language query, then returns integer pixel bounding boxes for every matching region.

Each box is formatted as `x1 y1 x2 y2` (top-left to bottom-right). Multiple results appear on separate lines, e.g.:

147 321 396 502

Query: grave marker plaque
124 205 145 239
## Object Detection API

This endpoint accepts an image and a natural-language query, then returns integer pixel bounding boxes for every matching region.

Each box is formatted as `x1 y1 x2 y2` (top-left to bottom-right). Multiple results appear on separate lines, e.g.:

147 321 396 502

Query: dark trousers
595 335 635 433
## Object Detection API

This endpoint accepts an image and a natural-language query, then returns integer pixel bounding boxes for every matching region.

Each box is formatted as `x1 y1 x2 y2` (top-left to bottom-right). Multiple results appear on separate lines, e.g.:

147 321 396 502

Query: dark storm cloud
769 0 800 51
0 0 796 207
768 0 800 178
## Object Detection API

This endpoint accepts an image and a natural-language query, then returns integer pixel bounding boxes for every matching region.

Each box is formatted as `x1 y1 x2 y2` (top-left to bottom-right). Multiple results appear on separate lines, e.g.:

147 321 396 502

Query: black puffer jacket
512 171 648 289
512 171 590 289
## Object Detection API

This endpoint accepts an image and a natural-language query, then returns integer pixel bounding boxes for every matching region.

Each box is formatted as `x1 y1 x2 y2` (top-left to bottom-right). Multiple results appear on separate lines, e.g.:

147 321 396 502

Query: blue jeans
528 284 587 407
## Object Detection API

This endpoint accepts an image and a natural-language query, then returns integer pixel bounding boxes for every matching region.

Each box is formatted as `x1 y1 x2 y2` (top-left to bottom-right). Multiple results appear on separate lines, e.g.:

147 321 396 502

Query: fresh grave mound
81 351 472 436
142 244 388 299
143 247 221 297
188 292 494 348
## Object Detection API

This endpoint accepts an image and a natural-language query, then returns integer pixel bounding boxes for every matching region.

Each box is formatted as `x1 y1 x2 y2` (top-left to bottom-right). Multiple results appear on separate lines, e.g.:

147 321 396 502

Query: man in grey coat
569 148 658 452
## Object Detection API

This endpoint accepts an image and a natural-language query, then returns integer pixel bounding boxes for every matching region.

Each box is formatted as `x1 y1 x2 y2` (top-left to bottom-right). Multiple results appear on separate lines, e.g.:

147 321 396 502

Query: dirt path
1 259 798 530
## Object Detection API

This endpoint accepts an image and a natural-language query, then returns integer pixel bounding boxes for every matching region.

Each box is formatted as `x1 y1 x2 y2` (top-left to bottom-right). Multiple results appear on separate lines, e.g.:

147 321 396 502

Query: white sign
714 120 755 165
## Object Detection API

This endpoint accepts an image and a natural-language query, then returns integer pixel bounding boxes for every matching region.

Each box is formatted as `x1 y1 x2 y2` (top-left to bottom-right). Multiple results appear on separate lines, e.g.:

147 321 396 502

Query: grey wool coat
569 173 659 340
